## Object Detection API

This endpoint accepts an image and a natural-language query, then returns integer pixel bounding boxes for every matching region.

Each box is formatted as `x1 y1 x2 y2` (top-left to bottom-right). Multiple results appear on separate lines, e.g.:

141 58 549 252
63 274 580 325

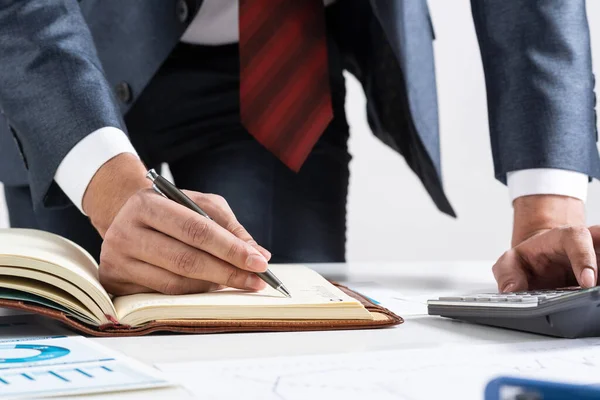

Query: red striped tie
239 0 333 172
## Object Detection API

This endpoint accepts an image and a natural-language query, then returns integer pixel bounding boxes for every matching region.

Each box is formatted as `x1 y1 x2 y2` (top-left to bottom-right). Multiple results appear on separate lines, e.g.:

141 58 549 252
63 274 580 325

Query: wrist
82 153 151 236
512 194 586 246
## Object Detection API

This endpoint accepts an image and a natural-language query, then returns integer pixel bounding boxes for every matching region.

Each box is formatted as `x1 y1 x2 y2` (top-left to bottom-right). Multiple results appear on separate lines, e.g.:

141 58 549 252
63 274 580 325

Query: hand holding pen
147 170 290 297
96 164 289 297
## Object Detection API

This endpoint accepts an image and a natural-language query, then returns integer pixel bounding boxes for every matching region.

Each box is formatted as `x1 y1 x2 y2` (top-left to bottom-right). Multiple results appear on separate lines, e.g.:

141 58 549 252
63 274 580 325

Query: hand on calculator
493 225 600 293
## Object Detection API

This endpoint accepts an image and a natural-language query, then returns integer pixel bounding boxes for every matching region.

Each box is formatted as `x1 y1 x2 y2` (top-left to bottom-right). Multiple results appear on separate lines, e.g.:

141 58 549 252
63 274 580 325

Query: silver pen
146 169 291 298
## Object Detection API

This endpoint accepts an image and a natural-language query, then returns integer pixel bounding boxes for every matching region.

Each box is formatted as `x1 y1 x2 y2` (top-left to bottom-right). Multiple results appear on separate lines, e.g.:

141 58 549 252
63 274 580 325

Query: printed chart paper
0 318 170 399
157 339 600 400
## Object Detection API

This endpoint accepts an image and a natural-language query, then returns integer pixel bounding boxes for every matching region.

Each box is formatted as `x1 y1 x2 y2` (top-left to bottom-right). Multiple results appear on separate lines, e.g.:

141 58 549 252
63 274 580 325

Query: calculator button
519 297 538 303
489 297 507 302
438 296 465 301
507 297 524 302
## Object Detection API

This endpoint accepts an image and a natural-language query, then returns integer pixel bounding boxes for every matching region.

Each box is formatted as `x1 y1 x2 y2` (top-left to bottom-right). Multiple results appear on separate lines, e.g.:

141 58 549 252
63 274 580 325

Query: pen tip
279 286 292 298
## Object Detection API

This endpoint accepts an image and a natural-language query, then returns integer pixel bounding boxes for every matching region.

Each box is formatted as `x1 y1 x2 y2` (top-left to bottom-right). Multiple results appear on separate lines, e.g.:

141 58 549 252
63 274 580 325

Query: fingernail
502 283 516 293
245 275 265 290
581 267 596 288
245 254 267 272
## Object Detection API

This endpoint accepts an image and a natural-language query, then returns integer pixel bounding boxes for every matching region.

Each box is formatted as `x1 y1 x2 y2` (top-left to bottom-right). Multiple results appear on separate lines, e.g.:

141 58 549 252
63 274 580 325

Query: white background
2 0 600 262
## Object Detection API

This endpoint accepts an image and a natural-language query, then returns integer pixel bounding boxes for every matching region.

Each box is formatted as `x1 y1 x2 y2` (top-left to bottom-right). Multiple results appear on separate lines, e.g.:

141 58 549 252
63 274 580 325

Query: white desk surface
2 261 560 399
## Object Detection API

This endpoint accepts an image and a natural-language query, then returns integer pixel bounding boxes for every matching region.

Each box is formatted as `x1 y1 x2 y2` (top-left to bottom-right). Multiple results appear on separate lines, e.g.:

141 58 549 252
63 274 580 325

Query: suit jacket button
176 0 189 23
115 82 133 104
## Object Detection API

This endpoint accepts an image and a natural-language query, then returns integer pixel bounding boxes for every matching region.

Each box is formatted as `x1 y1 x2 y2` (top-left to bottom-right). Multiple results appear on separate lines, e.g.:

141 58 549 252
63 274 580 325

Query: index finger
184 192 272 261
560 227 597 288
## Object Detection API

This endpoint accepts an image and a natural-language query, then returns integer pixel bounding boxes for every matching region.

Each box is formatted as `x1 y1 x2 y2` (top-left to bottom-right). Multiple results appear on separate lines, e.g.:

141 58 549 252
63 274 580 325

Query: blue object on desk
363 295 380 305
485 376 600 400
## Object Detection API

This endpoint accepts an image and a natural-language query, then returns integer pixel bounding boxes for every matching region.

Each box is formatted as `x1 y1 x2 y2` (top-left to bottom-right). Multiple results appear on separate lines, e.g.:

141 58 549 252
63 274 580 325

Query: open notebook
0 229 401 336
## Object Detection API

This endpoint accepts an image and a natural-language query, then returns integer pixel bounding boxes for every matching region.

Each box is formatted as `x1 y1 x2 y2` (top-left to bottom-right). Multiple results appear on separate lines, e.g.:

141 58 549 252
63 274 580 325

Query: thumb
492 250 529 293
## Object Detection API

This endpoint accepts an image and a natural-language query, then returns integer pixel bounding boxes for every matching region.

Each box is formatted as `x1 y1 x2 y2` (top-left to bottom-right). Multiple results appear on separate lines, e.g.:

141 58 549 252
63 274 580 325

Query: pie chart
0 344 70 364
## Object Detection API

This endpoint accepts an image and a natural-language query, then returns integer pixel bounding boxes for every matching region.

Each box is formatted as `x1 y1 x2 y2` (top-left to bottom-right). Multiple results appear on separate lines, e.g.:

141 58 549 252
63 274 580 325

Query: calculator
427 287 600 338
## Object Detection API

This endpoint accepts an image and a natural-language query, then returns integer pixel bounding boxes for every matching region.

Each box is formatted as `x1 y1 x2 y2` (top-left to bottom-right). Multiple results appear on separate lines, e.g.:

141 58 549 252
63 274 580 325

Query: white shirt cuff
507 168 589 203
54 127 139 214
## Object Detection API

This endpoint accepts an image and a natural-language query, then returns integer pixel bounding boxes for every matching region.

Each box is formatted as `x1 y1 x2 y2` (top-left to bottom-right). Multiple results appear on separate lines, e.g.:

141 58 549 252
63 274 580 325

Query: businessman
1 1 599 295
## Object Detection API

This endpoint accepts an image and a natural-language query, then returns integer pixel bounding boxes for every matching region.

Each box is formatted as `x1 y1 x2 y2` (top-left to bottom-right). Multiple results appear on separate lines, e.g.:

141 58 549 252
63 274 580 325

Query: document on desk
157 339 600 400
0 318 171 399
347 282 443 316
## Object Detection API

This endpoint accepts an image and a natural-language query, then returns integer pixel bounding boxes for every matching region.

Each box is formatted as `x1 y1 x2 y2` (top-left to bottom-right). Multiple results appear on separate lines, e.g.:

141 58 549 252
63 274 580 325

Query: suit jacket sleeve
0 0 126 209
471 0 600 184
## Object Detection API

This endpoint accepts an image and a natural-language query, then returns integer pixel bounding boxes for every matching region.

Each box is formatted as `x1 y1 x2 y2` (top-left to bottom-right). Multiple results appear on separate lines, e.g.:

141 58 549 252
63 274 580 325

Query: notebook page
114 265 360 319
0 229 116 317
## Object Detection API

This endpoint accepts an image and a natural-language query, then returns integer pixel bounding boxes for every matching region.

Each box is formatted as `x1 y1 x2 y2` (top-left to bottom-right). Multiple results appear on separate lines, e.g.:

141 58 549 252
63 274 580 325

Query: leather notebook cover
0 283 403 337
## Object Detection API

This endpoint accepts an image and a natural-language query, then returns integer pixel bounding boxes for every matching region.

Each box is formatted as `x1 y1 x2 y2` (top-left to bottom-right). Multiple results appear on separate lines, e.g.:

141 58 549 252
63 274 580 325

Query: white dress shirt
55 0 589 213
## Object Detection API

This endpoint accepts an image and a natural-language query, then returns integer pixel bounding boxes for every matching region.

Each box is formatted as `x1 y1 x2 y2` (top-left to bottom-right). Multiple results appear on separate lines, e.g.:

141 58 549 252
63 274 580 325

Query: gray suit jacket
0 0 599 217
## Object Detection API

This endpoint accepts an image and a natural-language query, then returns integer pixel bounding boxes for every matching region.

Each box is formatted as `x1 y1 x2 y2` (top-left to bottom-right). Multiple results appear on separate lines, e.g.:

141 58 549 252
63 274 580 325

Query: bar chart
0 359 165 398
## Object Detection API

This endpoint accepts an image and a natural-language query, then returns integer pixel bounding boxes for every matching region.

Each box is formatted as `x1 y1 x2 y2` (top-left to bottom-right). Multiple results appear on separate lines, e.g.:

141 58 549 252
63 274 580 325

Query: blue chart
0 363 114 386
0 334 169 398
0 343 70 364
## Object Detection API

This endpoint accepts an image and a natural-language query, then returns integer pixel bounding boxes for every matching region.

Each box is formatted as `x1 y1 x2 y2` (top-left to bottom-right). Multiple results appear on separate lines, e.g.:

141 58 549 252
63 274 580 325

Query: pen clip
146 169 167 198
146 169 159 182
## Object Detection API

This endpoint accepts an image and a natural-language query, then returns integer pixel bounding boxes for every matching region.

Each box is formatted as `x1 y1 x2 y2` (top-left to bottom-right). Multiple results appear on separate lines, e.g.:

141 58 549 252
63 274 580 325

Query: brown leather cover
0 283 402 336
